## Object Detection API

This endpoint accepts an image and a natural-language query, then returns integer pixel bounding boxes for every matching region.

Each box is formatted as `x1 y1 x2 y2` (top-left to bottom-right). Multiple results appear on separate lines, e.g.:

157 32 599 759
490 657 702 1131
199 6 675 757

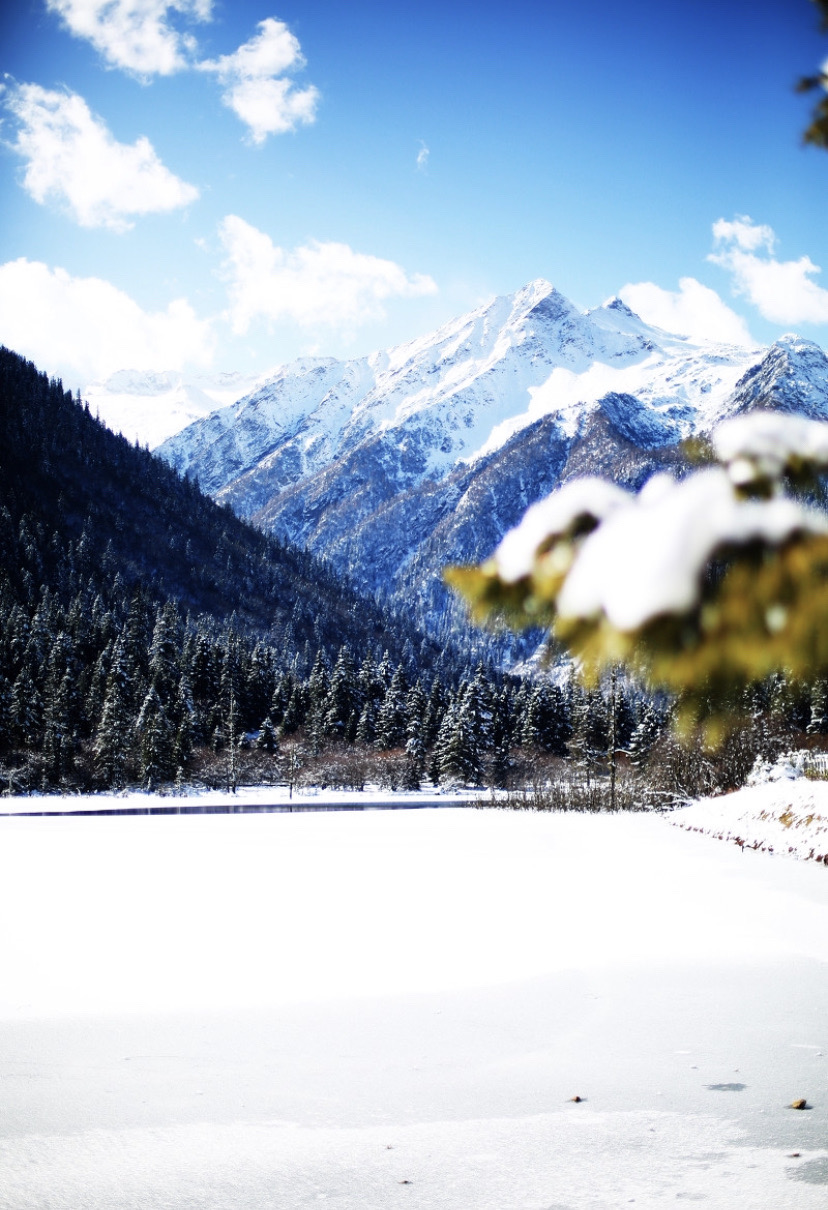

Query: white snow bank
674 778 828 863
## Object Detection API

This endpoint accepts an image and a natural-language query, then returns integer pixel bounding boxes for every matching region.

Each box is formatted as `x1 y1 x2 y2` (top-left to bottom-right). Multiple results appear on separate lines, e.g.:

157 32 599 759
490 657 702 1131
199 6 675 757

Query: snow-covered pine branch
446 411 828 739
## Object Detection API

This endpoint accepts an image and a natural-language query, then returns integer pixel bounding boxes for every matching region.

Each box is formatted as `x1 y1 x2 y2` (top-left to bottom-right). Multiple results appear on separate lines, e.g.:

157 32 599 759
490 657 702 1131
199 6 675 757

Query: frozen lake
0 806 826 1208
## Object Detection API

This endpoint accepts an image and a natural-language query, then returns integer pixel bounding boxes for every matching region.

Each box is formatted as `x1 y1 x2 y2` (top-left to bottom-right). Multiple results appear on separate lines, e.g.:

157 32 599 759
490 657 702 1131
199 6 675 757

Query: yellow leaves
443 561 552 629
562 534 828 734
444 534 577 632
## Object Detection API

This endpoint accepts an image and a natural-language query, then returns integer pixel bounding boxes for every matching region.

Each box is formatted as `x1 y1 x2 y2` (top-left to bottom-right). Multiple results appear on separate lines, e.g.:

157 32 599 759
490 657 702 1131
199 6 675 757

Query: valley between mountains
90 278 828 631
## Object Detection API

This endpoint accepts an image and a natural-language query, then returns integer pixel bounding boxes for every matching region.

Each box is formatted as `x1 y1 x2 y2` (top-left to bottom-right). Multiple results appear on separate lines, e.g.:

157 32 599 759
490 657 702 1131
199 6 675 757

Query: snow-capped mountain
84 368 276 449
156 280 828 626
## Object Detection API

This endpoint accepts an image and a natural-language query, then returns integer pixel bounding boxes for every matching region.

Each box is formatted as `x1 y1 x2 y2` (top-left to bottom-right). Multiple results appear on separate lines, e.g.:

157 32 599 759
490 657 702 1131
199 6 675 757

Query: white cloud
618 277 754 345
416 141 429 171
3 82 199 231
219 215 438 335
0 258 213 385
708 215 828 327
218 75 318 141
45 0 211 76
198 18 319 143
711 215 775 255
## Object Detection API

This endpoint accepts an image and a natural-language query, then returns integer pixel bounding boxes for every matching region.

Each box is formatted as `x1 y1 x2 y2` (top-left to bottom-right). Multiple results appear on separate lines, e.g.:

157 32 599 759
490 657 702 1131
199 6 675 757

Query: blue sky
1 0 826 393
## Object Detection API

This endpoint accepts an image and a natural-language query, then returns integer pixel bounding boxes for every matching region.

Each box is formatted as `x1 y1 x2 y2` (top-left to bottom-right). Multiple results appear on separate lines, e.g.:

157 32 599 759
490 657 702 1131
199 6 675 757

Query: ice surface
0 805 826 1208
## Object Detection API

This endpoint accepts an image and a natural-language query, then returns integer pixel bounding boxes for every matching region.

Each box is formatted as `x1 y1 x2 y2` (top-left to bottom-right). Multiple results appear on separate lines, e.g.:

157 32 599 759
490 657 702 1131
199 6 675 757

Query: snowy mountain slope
159 281 695 490
725 334 828 419
84 368 275 449
156 280 828 625
160 281 758 507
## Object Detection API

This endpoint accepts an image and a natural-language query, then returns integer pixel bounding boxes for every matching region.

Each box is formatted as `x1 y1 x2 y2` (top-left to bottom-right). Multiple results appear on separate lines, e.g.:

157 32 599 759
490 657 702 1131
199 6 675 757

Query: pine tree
148 601 182 706
172 675 199 770
375 665 409 750
0 674 12 754
245 642 274 728
187 629 218 705
257 715 279 754
627 699 662 771
433 700 479 787
225 690 241 794
269 671 294 730
323 646 359 740
807 678 828 736
137 686 175 790
218 633 245 724
402 681 427 789
358 652 385 714
519 684 544 751
304 649 330 754
489 686 513 789
93 671 135 788
355 699 377 746
568 684 606 794
422 675 448 749
279 680 306 737
10 665 41 747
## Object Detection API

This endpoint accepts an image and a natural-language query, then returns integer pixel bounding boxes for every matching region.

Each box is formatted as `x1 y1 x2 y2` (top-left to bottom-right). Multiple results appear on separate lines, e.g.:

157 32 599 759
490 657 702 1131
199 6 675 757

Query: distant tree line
0 552 617 793
1 548 822 800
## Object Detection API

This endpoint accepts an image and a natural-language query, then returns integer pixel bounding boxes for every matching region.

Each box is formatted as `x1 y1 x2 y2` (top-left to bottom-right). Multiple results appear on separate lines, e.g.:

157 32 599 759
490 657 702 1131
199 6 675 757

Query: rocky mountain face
157 280 828 630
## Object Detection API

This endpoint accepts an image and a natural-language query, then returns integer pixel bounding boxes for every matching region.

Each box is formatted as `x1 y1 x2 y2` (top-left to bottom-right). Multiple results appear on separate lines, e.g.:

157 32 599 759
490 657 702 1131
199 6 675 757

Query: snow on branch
446 411 828 737
556 468 827 632
713 411 828 488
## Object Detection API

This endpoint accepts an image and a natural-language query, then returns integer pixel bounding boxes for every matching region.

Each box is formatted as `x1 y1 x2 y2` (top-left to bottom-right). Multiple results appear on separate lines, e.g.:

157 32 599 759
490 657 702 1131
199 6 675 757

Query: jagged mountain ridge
156 280 828 625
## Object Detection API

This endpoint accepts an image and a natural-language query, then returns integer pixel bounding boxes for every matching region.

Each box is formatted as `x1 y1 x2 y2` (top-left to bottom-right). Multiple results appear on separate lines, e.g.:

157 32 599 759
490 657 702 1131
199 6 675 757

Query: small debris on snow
790 1099 809 1110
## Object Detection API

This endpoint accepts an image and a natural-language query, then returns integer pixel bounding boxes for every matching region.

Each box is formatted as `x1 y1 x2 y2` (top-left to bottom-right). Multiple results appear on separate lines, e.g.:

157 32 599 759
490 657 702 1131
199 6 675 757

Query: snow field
0 806 827 1208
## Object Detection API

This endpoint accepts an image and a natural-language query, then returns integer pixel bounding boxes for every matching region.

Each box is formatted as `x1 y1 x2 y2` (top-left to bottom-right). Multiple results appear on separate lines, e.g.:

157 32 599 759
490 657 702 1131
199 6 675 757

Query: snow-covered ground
676 777 828 864
1 798 827 1209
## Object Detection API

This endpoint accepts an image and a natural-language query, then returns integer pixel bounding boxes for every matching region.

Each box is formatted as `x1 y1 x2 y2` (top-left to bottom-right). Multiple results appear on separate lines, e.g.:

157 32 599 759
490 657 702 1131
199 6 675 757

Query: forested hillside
0 346 592 794
0 345 420 649
0 347 455 789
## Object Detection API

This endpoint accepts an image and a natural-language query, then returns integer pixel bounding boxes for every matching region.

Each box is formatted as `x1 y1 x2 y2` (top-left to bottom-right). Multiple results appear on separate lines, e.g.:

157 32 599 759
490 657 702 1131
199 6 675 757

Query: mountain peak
156 286 826 635
771 334 827 359
518 282 581 328
518 277 555 301
601 296 640 319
